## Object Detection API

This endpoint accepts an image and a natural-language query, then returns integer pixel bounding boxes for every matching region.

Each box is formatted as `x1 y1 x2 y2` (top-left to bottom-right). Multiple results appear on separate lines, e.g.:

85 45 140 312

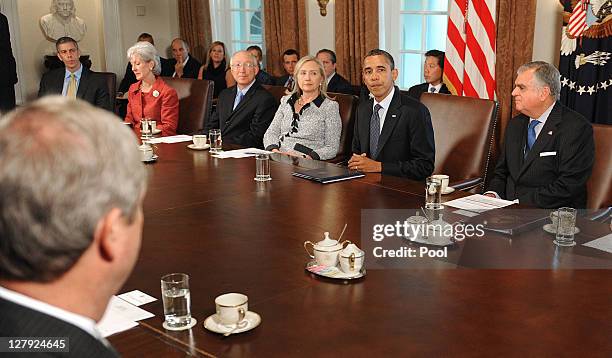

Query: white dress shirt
372 87 395 134
427 83 443 93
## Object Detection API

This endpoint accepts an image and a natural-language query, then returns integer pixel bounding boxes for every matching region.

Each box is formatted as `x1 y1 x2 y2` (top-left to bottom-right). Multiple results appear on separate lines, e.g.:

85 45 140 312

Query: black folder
292 166 365 184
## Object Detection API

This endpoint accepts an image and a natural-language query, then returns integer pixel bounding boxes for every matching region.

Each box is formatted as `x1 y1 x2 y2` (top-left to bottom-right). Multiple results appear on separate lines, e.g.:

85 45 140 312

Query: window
380 0 449 89
210 0 265 55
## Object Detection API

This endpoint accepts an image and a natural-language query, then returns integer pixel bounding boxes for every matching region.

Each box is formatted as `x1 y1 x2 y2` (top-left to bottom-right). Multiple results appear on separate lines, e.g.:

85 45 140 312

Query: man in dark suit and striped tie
486 61 594 208
349 49 435 179
0 97 148 357
407 49 451 100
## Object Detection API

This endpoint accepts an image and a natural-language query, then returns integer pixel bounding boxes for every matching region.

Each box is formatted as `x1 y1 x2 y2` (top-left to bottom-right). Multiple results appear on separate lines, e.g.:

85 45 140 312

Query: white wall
306 0 335 55
532 0 562 65
16 0 106 100
118 0 179 61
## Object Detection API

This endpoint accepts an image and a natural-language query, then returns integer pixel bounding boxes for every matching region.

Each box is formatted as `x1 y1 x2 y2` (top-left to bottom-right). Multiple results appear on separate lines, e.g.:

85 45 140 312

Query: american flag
567 0 589 38
443 0 496 100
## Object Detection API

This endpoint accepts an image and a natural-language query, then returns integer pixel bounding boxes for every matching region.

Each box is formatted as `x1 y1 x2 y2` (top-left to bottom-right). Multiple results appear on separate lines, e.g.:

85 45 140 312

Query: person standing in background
0 12 17 113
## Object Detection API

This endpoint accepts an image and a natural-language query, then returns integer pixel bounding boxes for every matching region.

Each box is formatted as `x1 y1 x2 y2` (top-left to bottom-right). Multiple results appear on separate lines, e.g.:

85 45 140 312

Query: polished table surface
109 143 612 357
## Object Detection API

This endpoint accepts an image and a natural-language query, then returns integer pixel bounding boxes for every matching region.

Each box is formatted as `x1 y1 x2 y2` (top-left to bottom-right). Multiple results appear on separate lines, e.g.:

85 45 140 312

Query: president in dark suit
486 61 594 208
164 38 202 78
38 37 111 111
407 50 451 100
316 49 353 94
0 12 17 112
206 50 277 148
349 49 435 179
0 97 148 357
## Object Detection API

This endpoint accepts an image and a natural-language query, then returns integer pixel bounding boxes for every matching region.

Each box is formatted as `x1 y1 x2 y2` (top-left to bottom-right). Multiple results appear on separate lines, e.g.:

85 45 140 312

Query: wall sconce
317 0 330 16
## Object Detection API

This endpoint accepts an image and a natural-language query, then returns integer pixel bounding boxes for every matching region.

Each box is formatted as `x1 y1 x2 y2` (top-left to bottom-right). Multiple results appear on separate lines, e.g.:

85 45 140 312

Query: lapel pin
391 114 397 118
547 131 553 135
152 90 160 98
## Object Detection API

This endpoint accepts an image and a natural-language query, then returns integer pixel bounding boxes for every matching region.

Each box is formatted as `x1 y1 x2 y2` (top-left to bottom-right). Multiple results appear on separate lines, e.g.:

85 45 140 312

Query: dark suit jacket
327 73 353 94
487 101 594 208
38 66 112 111
206 81 278 148
407 82 450 100
256 70 275 85
274 74 292 87
0 297 118 357
352 87 435 179
164 56 202 79
0 13 17 87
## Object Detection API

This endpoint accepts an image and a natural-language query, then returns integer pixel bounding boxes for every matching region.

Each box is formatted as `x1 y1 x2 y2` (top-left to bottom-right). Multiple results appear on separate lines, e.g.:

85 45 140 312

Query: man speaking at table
206 50 277 148
349 49 435 179
0 97 147 357
485 61 594 208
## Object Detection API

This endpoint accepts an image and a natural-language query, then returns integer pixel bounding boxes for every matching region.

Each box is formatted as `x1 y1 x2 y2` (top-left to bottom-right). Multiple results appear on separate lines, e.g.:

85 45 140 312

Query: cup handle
303 241 315 259
340 240 352 249
238 307 246 323
349 253 355 271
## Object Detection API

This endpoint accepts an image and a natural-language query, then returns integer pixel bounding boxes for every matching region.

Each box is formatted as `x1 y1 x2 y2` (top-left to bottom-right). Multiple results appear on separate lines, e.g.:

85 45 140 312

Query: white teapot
304 232 350 267
339 243 365 273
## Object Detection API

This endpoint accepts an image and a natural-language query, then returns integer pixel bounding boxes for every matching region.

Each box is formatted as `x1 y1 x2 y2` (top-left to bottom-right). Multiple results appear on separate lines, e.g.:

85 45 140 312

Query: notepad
292 166 365 184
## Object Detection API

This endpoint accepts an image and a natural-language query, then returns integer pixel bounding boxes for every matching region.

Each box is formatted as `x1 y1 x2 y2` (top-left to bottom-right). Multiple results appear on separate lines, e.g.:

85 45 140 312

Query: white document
444 194 515 212
117 290 157 306
96 296 155 337
212 148 273 159
583 233 612 254
149 135 193 144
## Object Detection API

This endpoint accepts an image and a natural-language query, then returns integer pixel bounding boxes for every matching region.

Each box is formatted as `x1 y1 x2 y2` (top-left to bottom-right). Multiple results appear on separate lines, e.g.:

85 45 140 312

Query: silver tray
305 260 366 281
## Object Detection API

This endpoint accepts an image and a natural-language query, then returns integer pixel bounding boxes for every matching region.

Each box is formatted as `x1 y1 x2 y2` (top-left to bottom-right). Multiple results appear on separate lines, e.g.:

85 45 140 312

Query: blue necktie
526 120 540 156
369 104 383 158
233 90 244 111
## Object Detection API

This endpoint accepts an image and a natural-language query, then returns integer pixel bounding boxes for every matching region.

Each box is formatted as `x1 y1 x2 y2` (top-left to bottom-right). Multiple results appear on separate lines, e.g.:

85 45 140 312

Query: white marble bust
40 0 86 42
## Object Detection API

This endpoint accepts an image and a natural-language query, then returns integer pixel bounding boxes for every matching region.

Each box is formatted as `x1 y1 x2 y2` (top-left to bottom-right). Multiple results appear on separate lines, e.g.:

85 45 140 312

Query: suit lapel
518 102 562 177
221 86 239 133
374 89 401 160
359 98 373 154
76 67 89 99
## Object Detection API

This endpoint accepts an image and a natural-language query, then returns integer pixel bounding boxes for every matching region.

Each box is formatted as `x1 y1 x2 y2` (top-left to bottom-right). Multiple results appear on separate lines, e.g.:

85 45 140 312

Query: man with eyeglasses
205 50 278 148
38 36 111 111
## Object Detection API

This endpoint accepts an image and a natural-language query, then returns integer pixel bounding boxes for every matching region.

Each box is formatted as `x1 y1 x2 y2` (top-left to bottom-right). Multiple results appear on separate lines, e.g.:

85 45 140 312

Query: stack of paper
149 135 193 144
444 194 515 212
583 233 612 254
211 148 273 159
96 291 156 337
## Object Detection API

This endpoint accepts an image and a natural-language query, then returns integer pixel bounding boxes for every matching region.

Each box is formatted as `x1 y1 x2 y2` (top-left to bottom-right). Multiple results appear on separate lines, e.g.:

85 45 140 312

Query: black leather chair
98 72 117 113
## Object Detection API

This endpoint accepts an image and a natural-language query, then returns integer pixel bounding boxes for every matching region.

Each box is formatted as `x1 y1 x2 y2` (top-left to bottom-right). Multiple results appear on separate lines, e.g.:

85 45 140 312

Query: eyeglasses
231 63 256 69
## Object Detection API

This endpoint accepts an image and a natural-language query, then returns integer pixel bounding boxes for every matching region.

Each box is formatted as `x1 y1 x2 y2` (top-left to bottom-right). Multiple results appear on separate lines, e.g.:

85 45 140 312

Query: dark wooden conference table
109 143 612 357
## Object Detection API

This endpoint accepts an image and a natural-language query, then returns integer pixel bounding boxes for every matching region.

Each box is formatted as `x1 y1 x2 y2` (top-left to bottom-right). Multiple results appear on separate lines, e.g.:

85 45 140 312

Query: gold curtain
495 0 537 140
263 0 309 77
178 0 213 63
334 0 379 85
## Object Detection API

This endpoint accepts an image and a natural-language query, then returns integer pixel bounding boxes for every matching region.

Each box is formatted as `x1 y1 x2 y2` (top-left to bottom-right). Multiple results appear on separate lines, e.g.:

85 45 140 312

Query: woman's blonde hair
289 56 331 99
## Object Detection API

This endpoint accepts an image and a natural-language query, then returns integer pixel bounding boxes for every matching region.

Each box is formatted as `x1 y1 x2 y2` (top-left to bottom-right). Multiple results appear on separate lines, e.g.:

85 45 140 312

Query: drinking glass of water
554 207 577 247
209 129 222 153
425 176 443 210
161 273 195 330
254 154 271 181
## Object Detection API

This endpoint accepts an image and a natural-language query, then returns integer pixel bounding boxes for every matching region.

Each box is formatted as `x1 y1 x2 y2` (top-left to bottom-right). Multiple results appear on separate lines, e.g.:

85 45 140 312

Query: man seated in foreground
0 96 147 357
485 61 594 208
349 49 435 179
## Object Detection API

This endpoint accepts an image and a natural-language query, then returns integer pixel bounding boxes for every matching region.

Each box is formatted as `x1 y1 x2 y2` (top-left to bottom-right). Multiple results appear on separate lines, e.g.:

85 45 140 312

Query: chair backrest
419 92 498 190
98 72 117 112
328 92 358 163
587 124 612 209
261 84 290 103
162 77 214 134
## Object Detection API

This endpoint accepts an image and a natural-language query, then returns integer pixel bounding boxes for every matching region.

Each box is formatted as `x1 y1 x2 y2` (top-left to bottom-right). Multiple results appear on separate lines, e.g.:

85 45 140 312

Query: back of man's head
0 97 147 283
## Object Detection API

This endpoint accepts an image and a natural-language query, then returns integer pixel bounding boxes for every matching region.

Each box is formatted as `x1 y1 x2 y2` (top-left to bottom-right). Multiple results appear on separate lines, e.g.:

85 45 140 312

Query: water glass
425 176 443 210
209 129 222 153
254 154 271 181
161 273 192 329
140 118 153 142
554 207 577 247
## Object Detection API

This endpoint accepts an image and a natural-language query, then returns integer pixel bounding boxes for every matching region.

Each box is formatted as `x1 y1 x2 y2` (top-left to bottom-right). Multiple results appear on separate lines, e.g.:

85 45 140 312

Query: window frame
210 0 265 56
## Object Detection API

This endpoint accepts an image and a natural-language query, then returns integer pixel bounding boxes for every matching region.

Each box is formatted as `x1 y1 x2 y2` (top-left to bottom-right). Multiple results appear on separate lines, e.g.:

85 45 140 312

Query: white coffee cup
150 120 157 132
193 134 207 148
431 174 449 193
215 293 248 326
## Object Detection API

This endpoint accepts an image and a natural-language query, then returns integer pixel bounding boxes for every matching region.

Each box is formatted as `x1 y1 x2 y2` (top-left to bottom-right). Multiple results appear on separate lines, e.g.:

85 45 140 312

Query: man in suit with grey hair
0 97 148 357
486 61 594 208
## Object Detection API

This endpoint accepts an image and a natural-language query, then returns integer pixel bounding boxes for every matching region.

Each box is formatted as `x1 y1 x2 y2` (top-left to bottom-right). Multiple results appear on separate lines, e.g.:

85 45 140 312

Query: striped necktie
369 104 383 158
66 73 77 98
233 90 244 111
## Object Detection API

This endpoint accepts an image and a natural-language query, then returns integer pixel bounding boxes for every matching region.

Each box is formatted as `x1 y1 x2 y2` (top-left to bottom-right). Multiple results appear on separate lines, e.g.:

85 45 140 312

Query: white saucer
162 317 197 331
203 311 261 335
152 128 162 135
142 154 158 163
442 187 455 195
543 223 580 235
305 261 366 280
187 143 210 150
